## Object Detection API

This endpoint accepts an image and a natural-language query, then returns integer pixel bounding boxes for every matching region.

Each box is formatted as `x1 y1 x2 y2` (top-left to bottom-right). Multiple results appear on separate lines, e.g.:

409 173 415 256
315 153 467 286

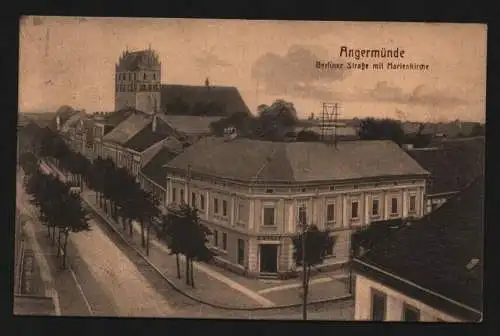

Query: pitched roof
158 115 223 135
406 137 484 195
124 124 170 152
160 84 251 116
117 49 160 71
102 113 152 145
60 111 87 133
165 137 429 183
103 108 142 127
141 147 181 188
356 175 483 314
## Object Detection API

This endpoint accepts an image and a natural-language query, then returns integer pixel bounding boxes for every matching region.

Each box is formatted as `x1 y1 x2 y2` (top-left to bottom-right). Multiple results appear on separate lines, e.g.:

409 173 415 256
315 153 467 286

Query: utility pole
301 221 307 320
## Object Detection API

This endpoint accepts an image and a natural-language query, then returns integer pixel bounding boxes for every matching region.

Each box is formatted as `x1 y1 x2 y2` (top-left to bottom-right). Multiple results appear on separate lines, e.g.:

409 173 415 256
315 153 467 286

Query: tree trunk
57 228 63 257
176 254 181 279
129 219 133 237
51 226 56 245
95 191 98 204
140 221 145 248
145 220 150 256
185 256 191 286
302 264 308 321
190 259 195 288
62 231 69 269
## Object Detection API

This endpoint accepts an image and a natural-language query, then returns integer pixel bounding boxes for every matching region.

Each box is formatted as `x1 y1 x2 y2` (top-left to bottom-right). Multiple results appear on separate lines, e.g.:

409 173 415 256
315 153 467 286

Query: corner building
164 137 429 278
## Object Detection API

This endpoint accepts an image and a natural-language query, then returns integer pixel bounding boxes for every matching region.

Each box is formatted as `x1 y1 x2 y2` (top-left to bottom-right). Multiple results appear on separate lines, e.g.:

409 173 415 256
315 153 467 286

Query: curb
84 196 353 312
43 160 353 312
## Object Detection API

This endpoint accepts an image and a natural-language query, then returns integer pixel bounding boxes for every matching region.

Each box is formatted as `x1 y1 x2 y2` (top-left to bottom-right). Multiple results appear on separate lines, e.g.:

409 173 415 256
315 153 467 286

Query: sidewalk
81 188 351 309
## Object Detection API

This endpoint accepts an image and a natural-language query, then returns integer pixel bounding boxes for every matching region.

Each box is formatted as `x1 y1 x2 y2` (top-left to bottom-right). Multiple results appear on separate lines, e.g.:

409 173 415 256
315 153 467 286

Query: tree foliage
24 166 90 269
358 117 406 146
210 99 300 141
161 203 213 287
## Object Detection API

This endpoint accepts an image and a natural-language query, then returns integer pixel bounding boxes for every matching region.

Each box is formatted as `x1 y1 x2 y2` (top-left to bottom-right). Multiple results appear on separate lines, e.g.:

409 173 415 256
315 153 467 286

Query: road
21 161 354 319
17 168 175 317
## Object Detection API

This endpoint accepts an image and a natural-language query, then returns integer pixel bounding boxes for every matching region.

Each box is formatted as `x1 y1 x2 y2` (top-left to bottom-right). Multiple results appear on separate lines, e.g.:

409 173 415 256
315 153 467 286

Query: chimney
223 126 238 141
152 114 158 132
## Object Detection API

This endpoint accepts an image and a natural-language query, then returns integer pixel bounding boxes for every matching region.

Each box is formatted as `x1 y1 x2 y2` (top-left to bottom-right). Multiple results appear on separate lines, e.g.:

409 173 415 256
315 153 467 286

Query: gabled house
352 175 483 322
119 121 183 177
406 137 484 213
91 108 144 159
101 113 152 165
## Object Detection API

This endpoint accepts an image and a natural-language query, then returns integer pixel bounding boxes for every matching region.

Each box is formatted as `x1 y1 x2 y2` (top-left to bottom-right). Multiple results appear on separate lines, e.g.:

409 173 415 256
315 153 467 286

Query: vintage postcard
16 17 485 321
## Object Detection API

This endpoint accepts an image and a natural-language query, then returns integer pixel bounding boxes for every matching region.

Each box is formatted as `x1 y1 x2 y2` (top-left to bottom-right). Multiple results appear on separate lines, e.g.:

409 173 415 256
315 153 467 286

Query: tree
358 118 406 146
59 191 90 269
135 189 160 254
163 203 213 287
291 225 335 320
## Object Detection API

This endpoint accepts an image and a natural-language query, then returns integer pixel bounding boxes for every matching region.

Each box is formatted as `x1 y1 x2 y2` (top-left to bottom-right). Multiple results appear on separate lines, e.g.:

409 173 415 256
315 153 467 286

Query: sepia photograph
15 16 485 321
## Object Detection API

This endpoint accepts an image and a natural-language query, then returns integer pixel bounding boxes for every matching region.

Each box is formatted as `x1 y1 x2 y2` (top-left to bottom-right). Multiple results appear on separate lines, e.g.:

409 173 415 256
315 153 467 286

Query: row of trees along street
25 125 347 316
33 128 217 287
19 151 90 269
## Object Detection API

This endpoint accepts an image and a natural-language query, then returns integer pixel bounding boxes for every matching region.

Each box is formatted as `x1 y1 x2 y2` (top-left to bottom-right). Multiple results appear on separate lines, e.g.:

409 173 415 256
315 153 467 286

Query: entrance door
260 244 278 273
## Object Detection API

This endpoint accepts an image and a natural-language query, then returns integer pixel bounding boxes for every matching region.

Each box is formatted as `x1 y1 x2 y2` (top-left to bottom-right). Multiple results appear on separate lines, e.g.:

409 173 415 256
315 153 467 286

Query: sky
19 17 486 122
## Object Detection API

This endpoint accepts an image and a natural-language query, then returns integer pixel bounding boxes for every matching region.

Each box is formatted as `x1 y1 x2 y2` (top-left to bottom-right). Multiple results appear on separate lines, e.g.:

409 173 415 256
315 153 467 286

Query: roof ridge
250 144 281 182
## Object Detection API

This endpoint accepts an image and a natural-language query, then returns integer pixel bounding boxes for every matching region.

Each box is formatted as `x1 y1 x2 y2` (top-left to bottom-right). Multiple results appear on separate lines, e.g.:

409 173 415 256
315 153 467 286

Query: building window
263 206 275 226
326 203 335 223
172 187 177 203
191 192 196 208
391 197 398 214
409 195 416 213
371 289 386 321
403 303 420 322
237 239 245 266
351 201 359 219
180 189 185 204
144 73 147 80
214 198 219 214
298 202 307 226
222 200 228 217
238 199 248 223
372 199 380 216
214 230 218 247
200 194 205 210
222 233 227 250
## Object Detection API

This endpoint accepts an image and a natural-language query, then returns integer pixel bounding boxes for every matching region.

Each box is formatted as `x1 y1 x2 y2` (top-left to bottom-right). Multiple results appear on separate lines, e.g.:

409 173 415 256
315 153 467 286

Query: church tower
114 46 162 114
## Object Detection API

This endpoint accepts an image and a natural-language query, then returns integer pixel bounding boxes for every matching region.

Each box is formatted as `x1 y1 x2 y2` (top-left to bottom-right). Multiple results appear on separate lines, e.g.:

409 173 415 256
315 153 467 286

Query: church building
115 47 162 115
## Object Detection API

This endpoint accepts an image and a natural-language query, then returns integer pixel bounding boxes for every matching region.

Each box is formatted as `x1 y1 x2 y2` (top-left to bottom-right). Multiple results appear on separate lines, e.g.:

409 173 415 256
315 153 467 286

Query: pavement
82 187 352 310
36 160 354 319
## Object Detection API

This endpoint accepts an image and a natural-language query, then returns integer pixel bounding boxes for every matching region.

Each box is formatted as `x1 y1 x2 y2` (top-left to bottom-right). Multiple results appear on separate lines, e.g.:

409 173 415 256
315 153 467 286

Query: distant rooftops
354 175 483 320
406 137 484 195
